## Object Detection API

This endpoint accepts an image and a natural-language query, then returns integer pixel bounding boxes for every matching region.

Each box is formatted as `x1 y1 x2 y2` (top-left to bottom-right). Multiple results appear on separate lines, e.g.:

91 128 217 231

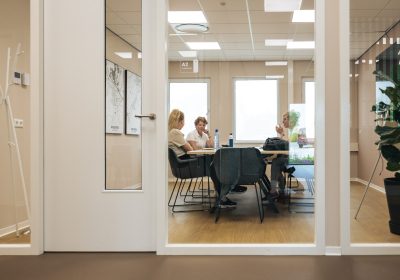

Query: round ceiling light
175 24 209 33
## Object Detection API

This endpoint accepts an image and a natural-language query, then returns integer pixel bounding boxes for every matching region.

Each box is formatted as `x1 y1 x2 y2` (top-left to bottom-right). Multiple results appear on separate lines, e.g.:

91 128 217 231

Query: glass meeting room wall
166 0 317 245
347 0 400 249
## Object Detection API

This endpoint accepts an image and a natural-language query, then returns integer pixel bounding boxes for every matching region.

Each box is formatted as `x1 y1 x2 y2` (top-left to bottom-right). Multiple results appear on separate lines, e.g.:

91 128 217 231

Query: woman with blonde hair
168 109 193 158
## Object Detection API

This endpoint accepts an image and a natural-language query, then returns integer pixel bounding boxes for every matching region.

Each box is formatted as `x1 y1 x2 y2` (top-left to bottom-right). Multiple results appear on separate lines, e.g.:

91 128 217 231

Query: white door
43 0 159 251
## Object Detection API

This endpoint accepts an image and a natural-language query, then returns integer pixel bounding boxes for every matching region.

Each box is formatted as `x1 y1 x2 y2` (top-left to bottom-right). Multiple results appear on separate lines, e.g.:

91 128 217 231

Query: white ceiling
106 0 400 61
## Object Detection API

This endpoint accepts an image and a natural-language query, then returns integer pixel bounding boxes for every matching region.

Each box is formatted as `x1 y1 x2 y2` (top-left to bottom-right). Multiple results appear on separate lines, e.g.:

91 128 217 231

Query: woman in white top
168 109 193 158
186 117 213 149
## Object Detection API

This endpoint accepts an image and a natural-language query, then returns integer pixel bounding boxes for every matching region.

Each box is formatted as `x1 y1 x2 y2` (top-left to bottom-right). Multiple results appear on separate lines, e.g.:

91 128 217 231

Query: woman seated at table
168 109 193 158
186 116 214 149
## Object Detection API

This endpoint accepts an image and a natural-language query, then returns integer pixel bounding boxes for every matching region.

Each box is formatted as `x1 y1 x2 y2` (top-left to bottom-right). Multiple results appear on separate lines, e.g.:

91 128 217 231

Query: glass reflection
167 0 316 244
350 0 400 242
105 0 142 190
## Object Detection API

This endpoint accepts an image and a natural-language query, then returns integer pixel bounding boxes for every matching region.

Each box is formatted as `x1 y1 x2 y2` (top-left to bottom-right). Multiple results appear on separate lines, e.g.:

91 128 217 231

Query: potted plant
371 70 400 235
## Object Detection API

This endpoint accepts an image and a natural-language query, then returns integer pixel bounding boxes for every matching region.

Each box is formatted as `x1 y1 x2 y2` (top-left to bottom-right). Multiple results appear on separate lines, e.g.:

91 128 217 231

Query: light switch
14 118 23 128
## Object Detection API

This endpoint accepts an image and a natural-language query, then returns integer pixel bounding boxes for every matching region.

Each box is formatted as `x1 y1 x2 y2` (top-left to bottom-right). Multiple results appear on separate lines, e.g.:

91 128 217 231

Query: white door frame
156 0 326 255
340 0 400 255
0 0 44 256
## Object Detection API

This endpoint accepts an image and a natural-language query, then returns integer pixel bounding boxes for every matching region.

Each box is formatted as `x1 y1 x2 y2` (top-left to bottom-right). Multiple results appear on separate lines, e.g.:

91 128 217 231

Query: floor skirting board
0 220 30 238
350 178 385 194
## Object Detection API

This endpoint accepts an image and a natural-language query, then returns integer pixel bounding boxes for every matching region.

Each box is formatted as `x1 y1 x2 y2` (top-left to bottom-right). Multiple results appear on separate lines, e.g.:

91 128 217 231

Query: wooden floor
0 228 30 244
1 253 400 280
1 182 399 245
169 181 400 244
168 180 315 243
351 182 400 243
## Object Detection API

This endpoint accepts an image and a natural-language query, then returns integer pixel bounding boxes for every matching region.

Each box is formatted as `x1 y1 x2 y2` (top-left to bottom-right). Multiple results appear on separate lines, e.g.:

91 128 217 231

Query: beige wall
169 60 314 143
105 29 142 189
356 23 400 187
0 0 30 230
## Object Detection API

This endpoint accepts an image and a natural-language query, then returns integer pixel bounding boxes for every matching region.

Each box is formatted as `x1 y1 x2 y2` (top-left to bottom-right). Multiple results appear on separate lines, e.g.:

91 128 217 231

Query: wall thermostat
14 72 22 85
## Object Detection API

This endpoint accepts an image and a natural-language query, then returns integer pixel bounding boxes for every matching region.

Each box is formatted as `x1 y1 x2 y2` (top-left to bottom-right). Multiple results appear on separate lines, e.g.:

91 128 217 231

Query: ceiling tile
115 11 141 25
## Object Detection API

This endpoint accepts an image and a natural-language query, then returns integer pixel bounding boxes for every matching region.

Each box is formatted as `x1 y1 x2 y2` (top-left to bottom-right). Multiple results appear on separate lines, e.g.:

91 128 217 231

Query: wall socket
14 118 24 128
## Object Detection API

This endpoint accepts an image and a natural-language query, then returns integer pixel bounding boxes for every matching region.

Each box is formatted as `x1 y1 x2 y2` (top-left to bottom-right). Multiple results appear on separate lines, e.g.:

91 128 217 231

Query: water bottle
228 133 234 147
214 129 220 149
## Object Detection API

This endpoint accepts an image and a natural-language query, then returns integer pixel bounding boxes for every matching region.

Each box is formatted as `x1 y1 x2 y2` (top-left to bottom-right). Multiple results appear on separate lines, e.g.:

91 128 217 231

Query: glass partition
0 0 31 244
167 0 316 244
105 0 142 190
350 0 400 243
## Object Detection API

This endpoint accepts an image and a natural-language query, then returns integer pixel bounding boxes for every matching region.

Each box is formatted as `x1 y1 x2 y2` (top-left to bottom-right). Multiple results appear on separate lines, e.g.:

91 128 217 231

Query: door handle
135 113 156 120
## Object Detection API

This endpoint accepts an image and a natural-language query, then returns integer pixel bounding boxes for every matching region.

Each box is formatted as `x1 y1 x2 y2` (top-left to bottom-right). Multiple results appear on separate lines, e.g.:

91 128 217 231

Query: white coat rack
0 44 31 236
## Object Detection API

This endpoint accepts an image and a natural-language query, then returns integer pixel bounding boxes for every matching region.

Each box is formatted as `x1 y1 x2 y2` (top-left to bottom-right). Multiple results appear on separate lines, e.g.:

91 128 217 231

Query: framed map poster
106 60 125 134
125 70 142 135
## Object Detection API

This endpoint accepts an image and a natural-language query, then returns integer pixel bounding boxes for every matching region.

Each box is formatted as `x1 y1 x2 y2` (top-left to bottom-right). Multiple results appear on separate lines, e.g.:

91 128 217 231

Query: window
234 79 278 142
168 80 209 136
304 80 315 138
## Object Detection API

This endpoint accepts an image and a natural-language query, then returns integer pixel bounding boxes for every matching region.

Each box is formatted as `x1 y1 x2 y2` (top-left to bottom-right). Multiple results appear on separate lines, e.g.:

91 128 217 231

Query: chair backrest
168 148 182 178
238 148 265 185
213 148 241 186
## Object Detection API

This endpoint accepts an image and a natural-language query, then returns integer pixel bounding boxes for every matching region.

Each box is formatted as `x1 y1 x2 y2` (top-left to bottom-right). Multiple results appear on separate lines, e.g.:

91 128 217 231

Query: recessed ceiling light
168 11 207 24
179 51 197 58
265 61 288 66
175 23 209 33
114 52 132 59
292 10 315 22
186 42 221 50
287 41 315 49
265 75 285 79
265 39 293 46
355 60 359 65
137 52 142 59
264 0 302 12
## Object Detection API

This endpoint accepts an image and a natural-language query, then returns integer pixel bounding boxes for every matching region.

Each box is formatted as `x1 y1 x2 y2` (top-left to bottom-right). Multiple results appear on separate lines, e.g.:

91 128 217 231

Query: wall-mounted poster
126 70 142 135
106 60 125 134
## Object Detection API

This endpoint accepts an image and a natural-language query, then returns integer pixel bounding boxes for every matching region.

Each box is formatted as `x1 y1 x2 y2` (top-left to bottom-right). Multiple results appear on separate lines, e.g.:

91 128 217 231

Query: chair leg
168 178 179 207
254 183 263 223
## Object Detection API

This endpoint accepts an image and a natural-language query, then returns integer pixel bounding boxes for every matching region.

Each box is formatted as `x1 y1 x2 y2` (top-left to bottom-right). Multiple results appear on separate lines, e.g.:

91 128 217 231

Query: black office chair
168 148 209 212
238 148 272 223
212 148 241 222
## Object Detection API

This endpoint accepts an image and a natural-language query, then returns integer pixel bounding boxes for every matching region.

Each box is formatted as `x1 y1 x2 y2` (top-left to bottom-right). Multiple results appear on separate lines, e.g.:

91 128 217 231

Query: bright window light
265 39 293 46
304 81 315 138
264 0 302 12
114 52 132 59
178 51 197 58
287 41 315 49
265 61 288 66
168 11 207 24
169 81 209 136
235 79 278 141
292 10 315 22
186 42 221 50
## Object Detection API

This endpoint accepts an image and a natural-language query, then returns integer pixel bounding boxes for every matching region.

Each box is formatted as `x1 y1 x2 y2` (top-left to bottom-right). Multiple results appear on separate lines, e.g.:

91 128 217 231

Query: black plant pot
384 178 400 235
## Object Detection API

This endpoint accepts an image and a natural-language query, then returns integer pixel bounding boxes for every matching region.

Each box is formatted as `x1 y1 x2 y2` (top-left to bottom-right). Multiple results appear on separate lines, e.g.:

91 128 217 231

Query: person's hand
276 124 284 135
204 129 209 136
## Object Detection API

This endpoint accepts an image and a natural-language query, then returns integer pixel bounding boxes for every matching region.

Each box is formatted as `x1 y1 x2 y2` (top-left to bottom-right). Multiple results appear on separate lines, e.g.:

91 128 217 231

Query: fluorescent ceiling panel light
265 39 293 46
287 41 315 49
114 52 132 59
264 0 302 12
292 10 315 23
355 60 359 65
266 75 285 79
186 42 220 50
168 11 207 24
265 61 288 66
137 52 142 59
169 33 197 36
179 51 197 58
